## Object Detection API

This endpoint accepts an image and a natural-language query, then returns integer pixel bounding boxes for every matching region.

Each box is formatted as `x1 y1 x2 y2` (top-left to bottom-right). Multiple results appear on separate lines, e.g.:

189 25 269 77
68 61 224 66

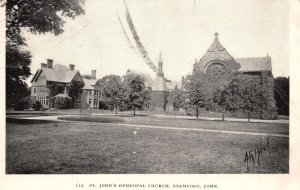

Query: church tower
151 52 169 111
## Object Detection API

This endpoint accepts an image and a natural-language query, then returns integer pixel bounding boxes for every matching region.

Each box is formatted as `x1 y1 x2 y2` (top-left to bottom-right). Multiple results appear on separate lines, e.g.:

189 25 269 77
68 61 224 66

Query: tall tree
5 0 85 108
99 75 127 115
185 73 213 119
123 74 148 116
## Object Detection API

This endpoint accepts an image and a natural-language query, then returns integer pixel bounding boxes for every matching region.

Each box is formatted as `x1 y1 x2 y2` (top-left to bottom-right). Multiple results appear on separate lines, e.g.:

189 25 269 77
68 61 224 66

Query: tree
6 0 85 46
218 74 263 121
98 75 127 115
68 81 84 108
274 77 289 115
6 44 31 108
167 89 185 111
5 0 85 108
184 73 213 119
123 74 148 116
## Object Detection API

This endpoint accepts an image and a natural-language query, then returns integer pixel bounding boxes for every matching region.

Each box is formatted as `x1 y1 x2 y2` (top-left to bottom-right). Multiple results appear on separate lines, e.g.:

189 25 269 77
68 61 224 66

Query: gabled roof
195 33 241 72
31 64 81 83
82 78 98 90
207 35 226 52
237 57 272 72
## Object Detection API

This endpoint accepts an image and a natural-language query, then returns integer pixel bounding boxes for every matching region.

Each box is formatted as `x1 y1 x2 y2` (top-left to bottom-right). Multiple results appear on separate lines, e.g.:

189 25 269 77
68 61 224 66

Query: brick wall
151 91 169 111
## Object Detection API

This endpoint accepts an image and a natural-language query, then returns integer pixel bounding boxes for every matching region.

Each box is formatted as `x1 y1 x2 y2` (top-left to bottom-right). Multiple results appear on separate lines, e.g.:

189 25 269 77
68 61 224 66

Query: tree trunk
133 107 136 116
196 108 199 120
115 105 118 115
222 112 225 121
248 112 250 122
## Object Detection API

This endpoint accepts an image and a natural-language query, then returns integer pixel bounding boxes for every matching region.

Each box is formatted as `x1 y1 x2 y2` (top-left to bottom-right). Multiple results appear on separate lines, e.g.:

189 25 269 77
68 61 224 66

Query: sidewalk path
151 114 289 124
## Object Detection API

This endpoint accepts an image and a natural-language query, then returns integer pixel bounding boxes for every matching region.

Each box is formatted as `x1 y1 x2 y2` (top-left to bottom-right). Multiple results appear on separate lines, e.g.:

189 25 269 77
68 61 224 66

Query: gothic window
206 63 226 77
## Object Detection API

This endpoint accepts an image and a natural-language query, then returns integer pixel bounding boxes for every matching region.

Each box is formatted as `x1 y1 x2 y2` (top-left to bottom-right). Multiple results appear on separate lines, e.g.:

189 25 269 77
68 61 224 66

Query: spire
214 32 218 39
157 52 164 76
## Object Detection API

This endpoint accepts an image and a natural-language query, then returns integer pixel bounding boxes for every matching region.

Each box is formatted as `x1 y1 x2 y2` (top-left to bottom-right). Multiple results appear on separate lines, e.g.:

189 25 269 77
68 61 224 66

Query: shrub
32 101 42 111
13 96 31 111
54 96 71 109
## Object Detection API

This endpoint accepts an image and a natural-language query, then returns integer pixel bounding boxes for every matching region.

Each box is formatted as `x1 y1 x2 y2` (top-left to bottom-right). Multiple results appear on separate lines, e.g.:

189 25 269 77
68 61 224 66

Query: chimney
91 70 96 79
41 63 47 68
181 76 185 90
69 64 75 71
47 59 53 68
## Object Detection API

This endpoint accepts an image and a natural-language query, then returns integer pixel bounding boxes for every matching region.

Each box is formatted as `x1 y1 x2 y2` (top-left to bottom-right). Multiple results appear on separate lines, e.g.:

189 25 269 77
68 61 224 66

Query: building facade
31 59 84 109
82 70 101 108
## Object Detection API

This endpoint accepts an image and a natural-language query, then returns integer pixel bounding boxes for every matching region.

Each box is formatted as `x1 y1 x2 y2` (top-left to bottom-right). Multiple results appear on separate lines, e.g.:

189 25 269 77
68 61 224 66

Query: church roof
237 57 272 72
196 33 241 72
207 33 226 52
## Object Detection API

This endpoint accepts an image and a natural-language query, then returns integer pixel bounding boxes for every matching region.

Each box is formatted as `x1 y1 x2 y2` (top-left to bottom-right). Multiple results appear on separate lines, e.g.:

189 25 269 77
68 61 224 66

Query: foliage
47 82 66 97
32 100 42 111
5 0 85 108
123 74 148 115
167 89 185 111
6 0 85 46
98 75 127 115
274 77 289 115
184 73 219 118
54 96 71 109
217 73 263 120
80 92 88 109
13 96 31 111
68 81 84 108
6 44 31 108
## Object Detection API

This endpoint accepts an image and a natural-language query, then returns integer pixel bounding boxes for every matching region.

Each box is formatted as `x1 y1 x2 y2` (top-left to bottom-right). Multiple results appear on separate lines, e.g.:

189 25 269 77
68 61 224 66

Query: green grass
6 116 289 174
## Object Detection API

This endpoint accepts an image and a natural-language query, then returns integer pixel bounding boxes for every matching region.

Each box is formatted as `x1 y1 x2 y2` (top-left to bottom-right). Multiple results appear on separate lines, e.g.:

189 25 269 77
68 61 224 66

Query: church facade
193 33 277 119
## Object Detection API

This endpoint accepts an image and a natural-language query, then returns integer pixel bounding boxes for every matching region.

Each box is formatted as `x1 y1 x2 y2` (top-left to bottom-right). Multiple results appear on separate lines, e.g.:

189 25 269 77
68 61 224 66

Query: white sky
24 0 289 84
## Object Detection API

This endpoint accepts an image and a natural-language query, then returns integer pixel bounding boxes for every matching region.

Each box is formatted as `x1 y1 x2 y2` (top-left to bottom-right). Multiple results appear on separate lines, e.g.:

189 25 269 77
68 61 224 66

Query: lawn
6 116 289 174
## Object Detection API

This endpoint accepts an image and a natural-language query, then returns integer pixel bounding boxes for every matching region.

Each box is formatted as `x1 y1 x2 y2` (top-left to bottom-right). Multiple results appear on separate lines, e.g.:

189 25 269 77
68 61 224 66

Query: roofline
30 69 42 83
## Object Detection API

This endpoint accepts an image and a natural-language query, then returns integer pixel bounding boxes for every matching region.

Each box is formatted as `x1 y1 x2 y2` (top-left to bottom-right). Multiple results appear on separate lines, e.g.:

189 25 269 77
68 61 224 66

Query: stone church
193 33 277 119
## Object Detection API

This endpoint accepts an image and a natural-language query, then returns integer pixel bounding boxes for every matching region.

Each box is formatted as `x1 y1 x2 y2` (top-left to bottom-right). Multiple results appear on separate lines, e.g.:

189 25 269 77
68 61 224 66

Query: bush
32 101 42 111
13 96 31 111
54 96 71 109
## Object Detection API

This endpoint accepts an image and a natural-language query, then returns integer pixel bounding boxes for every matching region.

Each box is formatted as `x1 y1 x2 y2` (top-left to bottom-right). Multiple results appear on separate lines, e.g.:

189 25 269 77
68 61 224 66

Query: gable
194 34 240 74
71 72 84 83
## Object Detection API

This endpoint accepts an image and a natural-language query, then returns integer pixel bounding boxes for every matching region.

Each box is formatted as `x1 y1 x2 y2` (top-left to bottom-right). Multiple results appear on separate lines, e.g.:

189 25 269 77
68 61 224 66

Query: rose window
206 63 226 77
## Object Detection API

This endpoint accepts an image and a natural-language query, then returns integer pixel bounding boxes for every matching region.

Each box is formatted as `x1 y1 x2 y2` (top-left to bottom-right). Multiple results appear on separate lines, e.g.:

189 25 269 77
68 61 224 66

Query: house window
89 99 92 106
33 88 36 93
